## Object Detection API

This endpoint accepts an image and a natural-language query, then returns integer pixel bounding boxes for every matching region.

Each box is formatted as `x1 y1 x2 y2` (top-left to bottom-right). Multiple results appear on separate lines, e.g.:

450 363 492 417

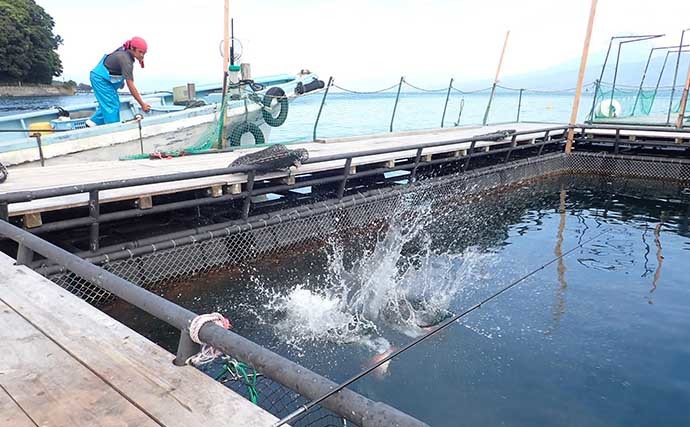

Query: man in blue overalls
86 37 151 127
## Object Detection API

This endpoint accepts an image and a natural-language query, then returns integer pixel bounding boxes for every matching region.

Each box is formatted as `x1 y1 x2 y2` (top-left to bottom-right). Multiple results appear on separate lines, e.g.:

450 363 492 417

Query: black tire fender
228 122 265 146
262 87 289 127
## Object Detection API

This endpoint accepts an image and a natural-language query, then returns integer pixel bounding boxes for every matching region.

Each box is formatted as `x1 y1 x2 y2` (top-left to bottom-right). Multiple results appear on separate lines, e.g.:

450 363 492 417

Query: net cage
590 82 684 123
43 151 690 426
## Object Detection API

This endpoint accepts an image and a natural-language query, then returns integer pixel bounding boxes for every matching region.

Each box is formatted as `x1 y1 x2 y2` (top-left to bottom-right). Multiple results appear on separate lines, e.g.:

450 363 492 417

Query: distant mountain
473 52 690 91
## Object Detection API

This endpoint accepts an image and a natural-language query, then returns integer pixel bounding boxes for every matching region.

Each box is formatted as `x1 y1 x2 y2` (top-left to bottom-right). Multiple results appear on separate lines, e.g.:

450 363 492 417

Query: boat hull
1 73 317 167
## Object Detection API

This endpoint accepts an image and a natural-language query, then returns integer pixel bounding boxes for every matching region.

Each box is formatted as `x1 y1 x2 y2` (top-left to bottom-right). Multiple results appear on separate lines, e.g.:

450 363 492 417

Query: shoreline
0 84 76 97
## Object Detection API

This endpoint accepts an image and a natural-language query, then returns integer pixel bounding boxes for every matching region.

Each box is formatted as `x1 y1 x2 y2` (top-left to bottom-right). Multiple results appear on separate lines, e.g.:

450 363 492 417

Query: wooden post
482 30 510 126
565 0 598 154
676 63 690 128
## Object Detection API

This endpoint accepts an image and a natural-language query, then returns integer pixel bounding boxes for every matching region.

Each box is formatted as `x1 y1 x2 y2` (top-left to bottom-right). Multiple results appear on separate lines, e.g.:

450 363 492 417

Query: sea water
105 175 690 426
1 84 682 143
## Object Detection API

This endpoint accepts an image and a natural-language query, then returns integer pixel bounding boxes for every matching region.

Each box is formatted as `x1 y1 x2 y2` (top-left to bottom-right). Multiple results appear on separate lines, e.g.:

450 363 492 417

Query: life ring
262 87 289 127
228 122 265 146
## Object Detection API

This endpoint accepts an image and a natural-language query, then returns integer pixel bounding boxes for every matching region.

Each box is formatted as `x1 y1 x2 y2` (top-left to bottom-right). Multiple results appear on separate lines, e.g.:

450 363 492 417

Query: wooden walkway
2 123 563 219
0 252 279 427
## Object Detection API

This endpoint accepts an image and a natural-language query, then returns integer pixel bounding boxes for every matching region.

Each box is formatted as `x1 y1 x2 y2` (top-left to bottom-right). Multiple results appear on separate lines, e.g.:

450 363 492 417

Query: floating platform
2 122 565 220
0 251 279 427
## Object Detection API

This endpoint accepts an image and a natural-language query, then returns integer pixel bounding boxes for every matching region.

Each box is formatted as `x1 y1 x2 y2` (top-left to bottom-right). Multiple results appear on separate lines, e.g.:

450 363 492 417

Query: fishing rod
273 228 611 427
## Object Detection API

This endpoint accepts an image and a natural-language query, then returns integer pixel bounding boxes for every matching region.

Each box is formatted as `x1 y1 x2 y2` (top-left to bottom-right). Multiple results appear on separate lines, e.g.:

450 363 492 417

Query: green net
119 88 231 160
591 82 682 122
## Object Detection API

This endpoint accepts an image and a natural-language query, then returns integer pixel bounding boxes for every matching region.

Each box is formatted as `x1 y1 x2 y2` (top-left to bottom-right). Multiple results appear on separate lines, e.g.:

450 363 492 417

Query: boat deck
0 252 279 427
2 123 563 217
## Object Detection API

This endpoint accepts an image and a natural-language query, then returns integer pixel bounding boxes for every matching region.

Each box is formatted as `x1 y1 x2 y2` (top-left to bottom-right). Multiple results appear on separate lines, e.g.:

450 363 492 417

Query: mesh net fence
43 151 690 426
590 82 683 121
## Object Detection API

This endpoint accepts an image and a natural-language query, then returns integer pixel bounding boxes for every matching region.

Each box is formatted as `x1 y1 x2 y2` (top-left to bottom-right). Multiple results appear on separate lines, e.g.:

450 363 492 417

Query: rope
450 86 493 94
402 81 449 93
333 83 400 94
214 356 261 404
187 312 232 365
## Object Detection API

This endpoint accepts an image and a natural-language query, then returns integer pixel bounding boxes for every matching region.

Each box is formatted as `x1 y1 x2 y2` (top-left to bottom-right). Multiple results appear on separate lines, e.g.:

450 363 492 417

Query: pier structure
1 122 690 426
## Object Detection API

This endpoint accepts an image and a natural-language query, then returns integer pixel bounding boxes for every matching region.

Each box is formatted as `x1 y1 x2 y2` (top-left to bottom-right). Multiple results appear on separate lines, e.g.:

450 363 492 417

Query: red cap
125 36 147 53
123 37 147 68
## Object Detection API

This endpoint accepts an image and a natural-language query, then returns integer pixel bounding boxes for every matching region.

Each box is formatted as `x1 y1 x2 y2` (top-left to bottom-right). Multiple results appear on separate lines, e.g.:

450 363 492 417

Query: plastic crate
50 118 88 131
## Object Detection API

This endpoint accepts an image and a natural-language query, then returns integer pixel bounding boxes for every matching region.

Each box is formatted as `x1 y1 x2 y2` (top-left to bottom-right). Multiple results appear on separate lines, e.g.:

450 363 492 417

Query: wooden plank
0 301 157 427
0 253 279 427
137 195 153 210
23 213 42 229
210 184 223 198
0 385 37 427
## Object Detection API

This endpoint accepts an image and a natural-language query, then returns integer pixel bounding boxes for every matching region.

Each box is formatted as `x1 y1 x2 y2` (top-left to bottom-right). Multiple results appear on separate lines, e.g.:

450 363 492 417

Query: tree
0 0 63 84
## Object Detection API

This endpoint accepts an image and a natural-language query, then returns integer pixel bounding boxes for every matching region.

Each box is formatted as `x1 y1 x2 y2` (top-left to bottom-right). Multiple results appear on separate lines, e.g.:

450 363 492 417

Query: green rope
214 357 260 404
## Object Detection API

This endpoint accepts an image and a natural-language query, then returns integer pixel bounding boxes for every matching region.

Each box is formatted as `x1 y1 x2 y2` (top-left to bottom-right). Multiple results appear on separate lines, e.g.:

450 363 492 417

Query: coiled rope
187 312 232 365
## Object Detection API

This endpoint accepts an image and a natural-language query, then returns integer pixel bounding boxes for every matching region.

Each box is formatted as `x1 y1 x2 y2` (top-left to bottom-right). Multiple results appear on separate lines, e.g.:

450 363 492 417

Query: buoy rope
187 312 232 365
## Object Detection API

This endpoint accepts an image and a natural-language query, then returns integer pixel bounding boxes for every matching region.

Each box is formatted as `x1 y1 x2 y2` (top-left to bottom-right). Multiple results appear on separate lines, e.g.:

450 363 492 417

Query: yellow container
28 122 54 136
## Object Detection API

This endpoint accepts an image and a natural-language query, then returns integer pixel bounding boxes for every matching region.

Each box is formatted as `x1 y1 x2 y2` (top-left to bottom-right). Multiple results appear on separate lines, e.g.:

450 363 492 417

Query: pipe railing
0 218 428 427
0 125 568 250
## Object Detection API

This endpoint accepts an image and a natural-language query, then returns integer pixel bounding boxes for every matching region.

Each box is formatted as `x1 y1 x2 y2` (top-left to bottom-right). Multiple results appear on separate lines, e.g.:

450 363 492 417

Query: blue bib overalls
89 55 125 125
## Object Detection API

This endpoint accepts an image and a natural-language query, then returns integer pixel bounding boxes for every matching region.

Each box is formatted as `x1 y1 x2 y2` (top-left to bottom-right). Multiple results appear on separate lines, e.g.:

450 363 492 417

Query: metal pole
587 79 601 122
31 133 45 167
88 190 100 252
483 30 510 126
220 0 230 146
609 41 623 118
566 0 598 154
455 98 465 126
389 76 404 132
313 76 333 141
676 61 690 128
441 78 453 128
668 29 688 124
651 51 673 111
516 88 524 122
632 49 655 115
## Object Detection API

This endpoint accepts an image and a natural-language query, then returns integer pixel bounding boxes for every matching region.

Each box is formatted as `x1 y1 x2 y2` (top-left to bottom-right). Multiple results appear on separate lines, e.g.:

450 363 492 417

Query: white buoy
598 98 622 118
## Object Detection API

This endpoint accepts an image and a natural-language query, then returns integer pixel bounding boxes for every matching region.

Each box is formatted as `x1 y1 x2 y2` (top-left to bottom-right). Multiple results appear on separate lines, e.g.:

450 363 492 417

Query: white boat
0 72 324 167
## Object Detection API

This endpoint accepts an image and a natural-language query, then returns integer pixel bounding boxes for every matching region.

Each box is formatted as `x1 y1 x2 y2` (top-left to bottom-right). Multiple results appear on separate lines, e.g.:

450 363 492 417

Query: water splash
257 197 495 351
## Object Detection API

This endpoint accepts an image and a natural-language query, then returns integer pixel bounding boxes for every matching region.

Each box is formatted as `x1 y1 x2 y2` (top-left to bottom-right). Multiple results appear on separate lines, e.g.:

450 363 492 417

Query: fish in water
364 337 395 378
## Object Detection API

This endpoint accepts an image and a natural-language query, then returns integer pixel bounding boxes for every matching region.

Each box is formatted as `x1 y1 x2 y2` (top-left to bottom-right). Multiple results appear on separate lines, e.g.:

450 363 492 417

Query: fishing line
273 228 611 427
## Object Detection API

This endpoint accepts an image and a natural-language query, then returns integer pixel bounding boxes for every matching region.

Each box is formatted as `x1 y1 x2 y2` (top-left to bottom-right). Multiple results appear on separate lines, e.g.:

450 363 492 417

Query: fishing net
119 88 232 160
590 82 682 121
0 162 7 184
229 144 309 171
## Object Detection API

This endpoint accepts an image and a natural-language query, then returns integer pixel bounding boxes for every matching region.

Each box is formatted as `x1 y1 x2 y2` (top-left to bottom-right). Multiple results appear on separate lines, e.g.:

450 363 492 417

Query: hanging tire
262 87 289 127
228 122 265 146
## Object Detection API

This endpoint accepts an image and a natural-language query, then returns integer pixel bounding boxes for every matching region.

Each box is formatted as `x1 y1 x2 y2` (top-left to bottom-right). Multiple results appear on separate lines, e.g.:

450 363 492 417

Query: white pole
565 0 598 154
223 0 230 73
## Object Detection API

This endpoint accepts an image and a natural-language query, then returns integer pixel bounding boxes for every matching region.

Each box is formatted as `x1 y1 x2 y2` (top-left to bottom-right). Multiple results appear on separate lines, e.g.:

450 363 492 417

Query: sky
37 0 690 92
